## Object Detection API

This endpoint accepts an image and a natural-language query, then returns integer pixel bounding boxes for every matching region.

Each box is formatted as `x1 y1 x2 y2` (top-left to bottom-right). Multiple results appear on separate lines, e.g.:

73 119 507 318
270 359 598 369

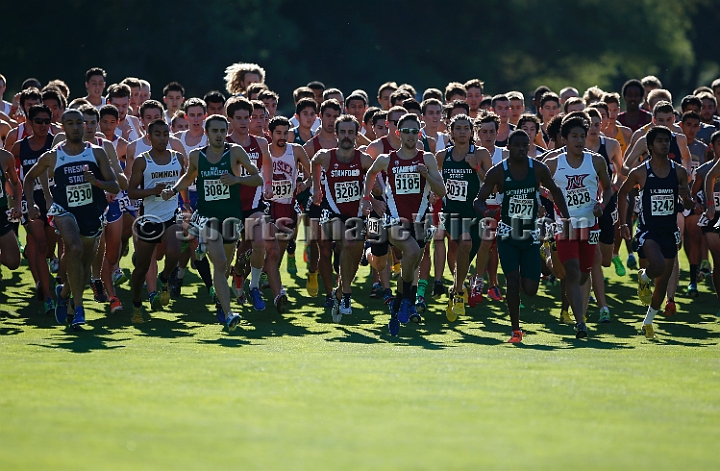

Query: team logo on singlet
566 174 589 190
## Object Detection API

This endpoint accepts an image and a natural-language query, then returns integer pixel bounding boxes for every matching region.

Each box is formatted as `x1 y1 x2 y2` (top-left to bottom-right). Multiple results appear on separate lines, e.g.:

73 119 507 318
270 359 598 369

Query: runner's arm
536 162 570 220
126 157 160 199
704 160 720 220
172 150 199 194
0 150 22 217
90 147 120 194
103 140 128 191
678 166 694 210
421 152 445 197
311 150 330 205
22 151 54 217
622 136 647 176
231 146 263 187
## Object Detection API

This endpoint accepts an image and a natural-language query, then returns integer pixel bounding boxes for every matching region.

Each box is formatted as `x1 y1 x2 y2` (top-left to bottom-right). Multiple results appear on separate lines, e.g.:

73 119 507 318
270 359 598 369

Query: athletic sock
177 267 186 279
410 285 417 301
643 306 659 325
194 257 213 289
640 269 652 284
690 264 698 285
249 266 262 289
287 239 296 255
392 291 403 314
159 272 168 285
402 280 413 300
417 279 428 298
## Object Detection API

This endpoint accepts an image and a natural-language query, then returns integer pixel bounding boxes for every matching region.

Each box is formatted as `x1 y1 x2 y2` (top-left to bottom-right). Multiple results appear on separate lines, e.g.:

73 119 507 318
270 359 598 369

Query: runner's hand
153 183 166 196
263 185 273 200
593 202 603 217
311 189 322 206
83 165 98 186
107 193 116 203
428 192 439 205
360 199 372 216
9 206 22 221
706 207 715 221
161 188 175 201
620 224 631 241
27 205 40 221
417 163 428 176
219 173 237 186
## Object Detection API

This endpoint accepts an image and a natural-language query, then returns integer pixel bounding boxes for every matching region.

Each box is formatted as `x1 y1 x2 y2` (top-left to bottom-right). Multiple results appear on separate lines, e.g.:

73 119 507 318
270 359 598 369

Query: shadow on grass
31 325 129 353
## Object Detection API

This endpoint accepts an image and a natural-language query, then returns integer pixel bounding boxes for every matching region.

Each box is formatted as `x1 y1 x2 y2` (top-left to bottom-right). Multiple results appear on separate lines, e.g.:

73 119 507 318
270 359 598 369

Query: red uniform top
323 149 363 217
617 109 652 132
230 134 264 212
380 136 395 154
383 150 430 222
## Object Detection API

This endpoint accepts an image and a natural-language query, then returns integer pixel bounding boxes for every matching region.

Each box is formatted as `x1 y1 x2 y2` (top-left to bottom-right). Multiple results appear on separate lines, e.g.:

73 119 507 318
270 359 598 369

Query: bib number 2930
66 183 92 208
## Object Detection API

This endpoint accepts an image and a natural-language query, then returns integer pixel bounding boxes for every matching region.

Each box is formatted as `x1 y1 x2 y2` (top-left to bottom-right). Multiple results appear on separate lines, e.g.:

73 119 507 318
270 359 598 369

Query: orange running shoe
508 330 523 343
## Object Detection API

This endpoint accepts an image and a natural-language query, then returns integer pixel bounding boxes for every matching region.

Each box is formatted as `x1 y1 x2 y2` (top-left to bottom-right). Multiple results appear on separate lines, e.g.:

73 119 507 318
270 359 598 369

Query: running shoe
236 291 247 305
637 269 653 306
468 284 483 308
44 298 55 316
369 282 383 298
91 279 107 303
195 241 207 261
209 286 217 304
112 268 128 286
575 322 588 339
303 243 310 264
391 262 401 278
149 291 161 311
642 323 657 340
409 303 422 324
339 293 352 316
260 272 270 290
388 314 400 336
306 271 319 297
274 292 288 314
286 253 297 275
627 253 637 270
446 297 455 322
131 306 144 324
598 306 611 323
611 255 626 277
452 291 466 319
48 257 60 274
330 295 342 323
109 296 123 314
560 309 574 323
488 286 503 301
415 295 426 314
433 279 446 297
160 283 170 306
508 330 523 343
225 312 241 332
397 298 412 324
249 287 266 311
71 306 86 328
324 294 335 308
170 276 183 298
686 283 699 298
55 284 69 324
664 299 676 317
382 289 395 306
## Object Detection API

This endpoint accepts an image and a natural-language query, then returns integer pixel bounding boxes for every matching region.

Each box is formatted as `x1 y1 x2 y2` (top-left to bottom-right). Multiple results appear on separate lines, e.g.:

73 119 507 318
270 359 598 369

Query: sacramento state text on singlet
195 144 242 221
323 149 363 217
442 145 480 218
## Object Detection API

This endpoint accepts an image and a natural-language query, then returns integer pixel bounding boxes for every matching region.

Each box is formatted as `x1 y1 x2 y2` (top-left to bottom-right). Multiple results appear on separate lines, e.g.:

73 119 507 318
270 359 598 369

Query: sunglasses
33 118 51 125
399 128 420 135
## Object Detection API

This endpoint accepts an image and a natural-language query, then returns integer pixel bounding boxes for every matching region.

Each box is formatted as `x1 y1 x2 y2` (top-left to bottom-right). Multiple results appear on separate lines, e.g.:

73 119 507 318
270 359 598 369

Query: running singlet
52 143 108 217
553 152 599 228
195 144 242 221
19 135 54 192
268 143 298 205
442 145 480 217
140 151 182 222
500 158 539 236
323 149 363 217
638 160 679 232
380 136 396 155
235 135 263 212
485 146 505 206
596 137 614 176
383 150 430 222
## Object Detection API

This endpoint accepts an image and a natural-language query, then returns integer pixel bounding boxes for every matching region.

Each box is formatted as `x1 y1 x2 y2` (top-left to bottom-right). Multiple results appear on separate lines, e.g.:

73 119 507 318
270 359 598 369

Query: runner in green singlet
171 114 263 332
474 130 570 343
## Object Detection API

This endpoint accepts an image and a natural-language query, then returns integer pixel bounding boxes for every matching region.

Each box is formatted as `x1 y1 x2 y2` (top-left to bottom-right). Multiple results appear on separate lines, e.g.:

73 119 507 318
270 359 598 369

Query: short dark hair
28 104 52 121
323 88 343 101
507 129 530 145
681 95 702 111
563 97 584 114
444 82 466 101
517 113 541 133
335 114 360 134
681 110 701 123
346 93 367 107
99 104 119 120
546 115 564 141
476 112 500 131
378 81 398 98
245 82 268 97
371 110 388 126
397 113 420 129
450 99 470 115
295 97 318 115
711 130 720 145
422 88 443 101
107 83 131 100
258 89 279 101
560 116 590 139
183 97 207 113
268 116 291 133
421 98 443 115
293 86 315 103
204 90 226 106
363 106 380 125
320 99 342 115
204 114 228 131
42 88 67 110
148 118 168 134
589 101 609 115
140 99 165 118
652 100 674 116
647 125 672 150
601 92 621 106
621 79 644 97
449 113 473 132
464 79 484 94
163 81 185 96
491 94 510 108
402 98 421 114
390 89 412 107
226 97 253 117
20 87 42 109
540 92 560 108
78 104 100 120
85 68 106 83
307 81 325 92
533 85 552 100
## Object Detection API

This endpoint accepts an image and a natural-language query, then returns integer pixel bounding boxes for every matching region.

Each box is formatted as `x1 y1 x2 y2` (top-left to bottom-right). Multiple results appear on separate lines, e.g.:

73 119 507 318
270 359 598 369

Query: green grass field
1 228 719 470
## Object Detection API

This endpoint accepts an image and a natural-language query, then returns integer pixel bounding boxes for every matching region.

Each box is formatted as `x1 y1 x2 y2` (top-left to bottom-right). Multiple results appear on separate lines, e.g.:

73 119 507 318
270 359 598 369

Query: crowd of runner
1 65 719 342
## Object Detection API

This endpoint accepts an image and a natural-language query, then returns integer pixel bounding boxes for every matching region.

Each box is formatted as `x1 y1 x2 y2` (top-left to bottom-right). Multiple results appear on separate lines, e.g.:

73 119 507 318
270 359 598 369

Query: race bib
66 183 93 208
674 230 681 246
117 193 131 212
588 229 601 245
713 192 720 211
507 196 534 219
366 217 382 236
21 200 28 214
566 188 591 208
334 181 361 204
189 211 210 231
485 192 501 205
611 208 618 224
271 179 293 200
446 179 468 201
496 221 512 237
203 179 230 202
394 172 421 194
650 194 674 216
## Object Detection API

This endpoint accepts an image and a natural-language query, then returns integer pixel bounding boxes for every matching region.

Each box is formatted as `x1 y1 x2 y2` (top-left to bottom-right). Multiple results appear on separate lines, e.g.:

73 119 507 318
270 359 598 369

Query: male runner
0 145 22 271
83 67 107 109
361 113 446 336
312 115 374 321
107 83 142 142
464 79 484 118
618 79 652 132
377 82 398 111
203 91 226 117
538 92 561 146
617 126 693 339
127 119 185 323
24 109 119 328
545 114 613 338
258 90 279 119
224 62 265 96
171 115 263 330
507 91 525 126
517 114 545 157
601 93 632 155
475 130 570 342
491 94 515 146
699 131 720 316
162 82 185 124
